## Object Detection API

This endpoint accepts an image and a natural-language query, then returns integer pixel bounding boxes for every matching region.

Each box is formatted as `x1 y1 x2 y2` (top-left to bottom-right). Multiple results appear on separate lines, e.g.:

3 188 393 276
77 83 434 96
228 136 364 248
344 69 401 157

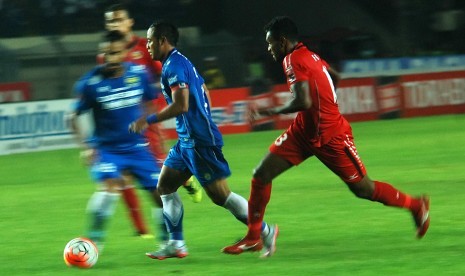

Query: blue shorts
164 141 231 186
91 146 160 190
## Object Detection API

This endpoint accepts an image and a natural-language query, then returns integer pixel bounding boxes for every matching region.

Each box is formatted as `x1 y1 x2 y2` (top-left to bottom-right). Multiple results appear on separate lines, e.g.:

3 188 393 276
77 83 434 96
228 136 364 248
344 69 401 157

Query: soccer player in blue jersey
129 21 278 259
70 30 172 250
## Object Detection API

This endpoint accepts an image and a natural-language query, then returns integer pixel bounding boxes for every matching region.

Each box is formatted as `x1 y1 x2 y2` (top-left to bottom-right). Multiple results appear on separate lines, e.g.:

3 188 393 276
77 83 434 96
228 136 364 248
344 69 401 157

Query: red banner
162 87 251 139
336 78 379 122
400 71 465 117
161 70 465 139
0 82 31 102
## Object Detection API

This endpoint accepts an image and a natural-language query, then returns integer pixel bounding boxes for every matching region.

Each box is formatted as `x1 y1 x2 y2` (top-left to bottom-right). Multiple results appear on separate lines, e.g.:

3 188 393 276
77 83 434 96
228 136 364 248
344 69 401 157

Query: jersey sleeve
166 59 189 90
73 73 94 114
284 52 311 85
321 59 330 69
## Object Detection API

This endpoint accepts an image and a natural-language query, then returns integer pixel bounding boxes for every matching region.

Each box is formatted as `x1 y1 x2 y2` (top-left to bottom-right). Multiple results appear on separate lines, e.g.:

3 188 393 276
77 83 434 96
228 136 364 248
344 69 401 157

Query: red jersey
97 35 162 75
124 36 166 162
124 36 162 75
283 42 349 147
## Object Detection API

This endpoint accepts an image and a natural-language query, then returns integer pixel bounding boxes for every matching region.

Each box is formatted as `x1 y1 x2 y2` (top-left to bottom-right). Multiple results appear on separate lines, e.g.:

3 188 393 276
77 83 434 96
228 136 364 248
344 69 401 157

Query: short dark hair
104 30 126 43
149 21 179 46
264 16 299 42
106 3 131 18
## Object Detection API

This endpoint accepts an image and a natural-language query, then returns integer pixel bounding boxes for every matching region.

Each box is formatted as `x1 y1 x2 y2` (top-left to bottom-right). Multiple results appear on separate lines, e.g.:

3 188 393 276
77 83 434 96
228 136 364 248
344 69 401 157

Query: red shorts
269 127 366 183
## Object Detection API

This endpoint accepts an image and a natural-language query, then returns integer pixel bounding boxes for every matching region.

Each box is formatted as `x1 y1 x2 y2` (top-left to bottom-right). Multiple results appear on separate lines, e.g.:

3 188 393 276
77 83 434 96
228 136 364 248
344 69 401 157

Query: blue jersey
161 49 223 148
74 62 157 151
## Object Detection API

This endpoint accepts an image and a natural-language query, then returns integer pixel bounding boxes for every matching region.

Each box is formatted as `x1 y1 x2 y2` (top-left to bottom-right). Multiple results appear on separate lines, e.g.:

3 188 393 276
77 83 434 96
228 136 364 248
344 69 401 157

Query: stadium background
1 0 464 154
1 1 465 275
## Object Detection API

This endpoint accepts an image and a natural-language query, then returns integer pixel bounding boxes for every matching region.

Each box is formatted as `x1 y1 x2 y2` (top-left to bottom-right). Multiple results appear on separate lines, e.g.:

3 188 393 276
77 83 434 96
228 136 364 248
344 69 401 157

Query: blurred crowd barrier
1 69 465 155
0 30 246 102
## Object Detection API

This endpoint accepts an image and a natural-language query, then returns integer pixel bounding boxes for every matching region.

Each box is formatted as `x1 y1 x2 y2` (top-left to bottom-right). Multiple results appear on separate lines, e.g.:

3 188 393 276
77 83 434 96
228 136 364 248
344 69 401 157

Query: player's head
264 16 299 62
146 21 179 61
104 4 134 35
102 30 127 75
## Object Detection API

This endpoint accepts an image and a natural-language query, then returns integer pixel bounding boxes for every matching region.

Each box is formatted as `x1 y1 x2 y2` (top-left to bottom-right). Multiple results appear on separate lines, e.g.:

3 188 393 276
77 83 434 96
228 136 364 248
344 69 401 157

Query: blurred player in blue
70 30 172 250
129 21 277 259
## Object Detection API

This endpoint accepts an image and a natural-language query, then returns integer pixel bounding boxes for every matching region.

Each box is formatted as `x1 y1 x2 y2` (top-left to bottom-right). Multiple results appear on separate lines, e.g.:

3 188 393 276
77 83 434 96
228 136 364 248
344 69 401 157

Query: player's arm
129 86 189 133
142 98 158 116
69 111 88 149
69 110 96 165
147 85 189 122
202 83 212 107
326 66 340 88
257 80 311 116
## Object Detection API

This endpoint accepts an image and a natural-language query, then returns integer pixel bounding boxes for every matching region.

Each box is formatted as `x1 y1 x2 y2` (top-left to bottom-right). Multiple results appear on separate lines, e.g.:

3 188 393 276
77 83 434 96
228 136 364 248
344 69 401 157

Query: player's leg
144 142 190 259
319 132 430 238
203 177 278 257
182 176 203 203
222 152 291 256
223 129 301 256
348 176 430 238
182 145 260 229
119 172 152 237
146 165 189 259
128 147 168 246
146 124 202 203
86 181 121 252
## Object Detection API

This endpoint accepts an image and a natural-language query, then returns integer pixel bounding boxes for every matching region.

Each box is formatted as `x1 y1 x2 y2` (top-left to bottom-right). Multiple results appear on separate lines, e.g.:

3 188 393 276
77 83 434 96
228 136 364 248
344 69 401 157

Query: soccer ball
63 237 99 268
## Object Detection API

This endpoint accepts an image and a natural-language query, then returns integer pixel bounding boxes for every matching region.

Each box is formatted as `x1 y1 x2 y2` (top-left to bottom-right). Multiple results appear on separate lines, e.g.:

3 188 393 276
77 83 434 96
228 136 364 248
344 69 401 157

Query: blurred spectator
202 56 227 89
430 0 465 53
244 45 271 94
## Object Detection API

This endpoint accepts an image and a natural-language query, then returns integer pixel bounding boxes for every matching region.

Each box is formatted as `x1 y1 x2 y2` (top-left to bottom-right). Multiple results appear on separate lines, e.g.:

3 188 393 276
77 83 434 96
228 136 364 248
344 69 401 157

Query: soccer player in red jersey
96 4 202 239
222 16 430 257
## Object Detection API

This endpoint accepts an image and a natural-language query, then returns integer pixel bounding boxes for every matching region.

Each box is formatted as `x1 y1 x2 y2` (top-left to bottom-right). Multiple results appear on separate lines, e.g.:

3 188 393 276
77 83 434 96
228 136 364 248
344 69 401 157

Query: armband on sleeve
146 114 159 124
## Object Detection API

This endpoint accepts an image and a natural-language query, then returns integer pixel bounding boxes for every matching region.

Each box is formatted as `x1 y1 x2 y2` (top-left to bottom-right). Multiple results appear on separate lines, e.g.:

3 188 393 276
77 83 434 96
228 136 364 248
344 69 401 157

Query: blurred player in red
99 4 202 238
223 16 430 257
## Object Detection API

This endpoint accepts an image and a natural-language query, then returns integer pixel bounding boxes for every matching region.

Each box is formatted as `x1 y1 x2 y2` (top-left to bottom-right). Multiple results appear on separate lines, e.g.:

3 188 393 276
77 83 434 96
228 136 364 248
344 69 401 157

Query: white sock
160 192 183 225
152 207 168 242
160 192 184 241
223 192 270 237
223 192 248 225
86 191 120 216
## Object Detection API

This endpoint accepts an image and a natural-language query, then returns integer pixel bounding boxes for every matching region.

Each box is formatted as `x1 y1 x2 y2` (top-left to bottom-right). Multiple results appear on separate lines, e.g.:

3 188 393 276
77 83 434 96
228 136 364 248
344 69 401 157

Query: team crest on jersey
168 76 178 84
125 76 140 85
96 86 111 93
88 75 103 85
285 65 296 82
130 51 143 60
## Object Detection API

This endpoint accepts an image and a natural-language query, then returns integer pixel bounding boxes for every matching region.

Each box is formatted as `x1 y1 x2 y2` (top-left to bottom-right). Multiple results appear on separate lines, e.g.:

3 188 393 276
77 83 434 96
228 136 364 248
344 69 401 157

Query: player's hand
248 103 275 125
248 103 259 125
79 148 96 166
128 117 148 134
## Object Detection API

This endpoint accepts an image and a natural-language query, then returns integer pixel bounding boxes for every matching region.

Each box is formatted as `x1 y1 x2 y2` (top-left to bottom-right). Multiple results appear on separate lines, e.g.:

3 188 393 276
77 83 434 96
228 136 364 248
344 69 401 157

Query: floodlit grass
1 114 464 275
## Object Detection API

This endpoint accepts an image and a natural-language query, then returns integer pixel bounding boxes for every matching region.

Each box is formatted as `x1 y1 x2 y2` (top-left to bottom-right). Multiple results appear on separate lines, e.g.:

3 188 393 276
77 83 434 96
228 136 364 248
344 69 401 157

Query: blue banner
342 55 465 77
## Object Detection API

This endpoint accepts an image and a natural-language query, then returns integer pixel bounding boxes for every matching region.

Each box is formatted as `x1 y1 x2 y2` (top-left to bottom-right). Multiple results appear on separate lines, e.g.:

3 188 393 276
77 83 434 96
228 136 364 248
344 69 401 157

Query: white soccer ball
63 237 99 268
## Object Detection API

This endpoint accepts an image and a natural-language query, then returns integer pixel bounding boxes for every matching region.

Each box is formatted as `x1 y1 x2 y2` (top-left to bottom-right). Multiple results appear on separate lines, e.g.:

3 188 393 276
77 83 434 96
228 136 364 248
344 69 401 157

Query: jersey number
274 133 288 146
322 66 337 103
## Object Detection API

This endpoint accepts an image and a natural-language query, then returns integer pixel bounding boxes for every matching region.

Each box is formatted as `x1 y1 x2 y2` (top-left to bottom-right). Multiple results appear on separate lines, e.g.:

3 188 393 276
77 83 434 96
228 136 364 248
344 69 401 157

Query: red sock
372 181 420 212
121 187 148 234
247 178 272 240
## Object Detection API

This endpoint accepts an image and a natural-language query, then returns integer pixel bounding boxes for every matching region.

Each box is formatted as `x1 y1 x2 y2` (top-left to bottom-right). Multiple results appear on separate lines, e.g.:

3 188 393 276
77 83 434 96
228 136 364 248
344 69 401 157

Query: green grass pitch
1 114 464 275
